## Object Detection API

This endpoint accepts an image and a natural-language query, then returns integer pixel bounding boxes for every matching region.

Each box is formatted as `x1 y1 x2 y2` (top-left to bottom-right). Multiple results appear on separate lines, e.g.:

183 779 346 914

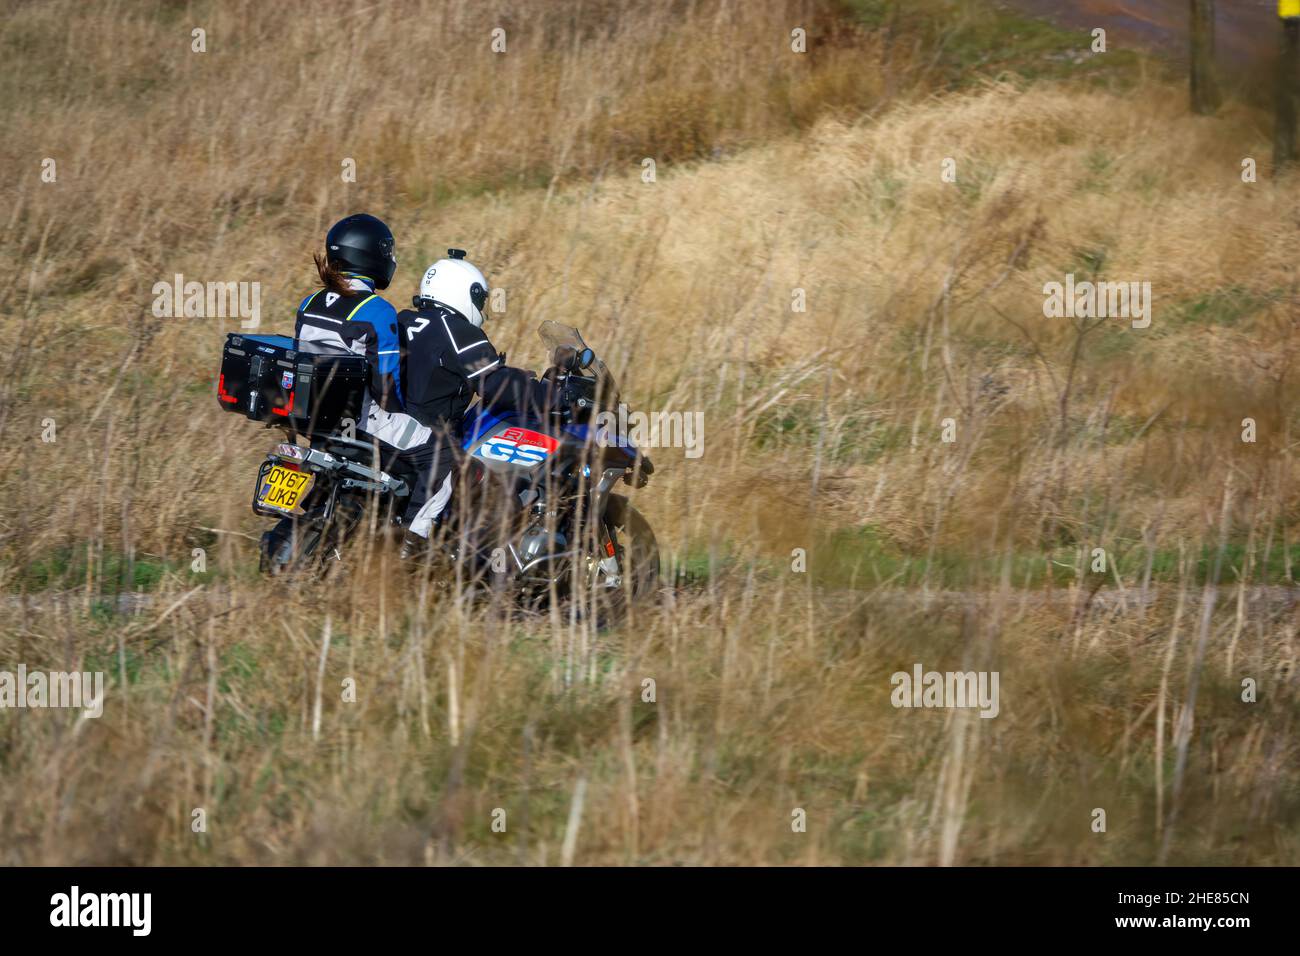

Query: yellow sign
1283 0 1300 19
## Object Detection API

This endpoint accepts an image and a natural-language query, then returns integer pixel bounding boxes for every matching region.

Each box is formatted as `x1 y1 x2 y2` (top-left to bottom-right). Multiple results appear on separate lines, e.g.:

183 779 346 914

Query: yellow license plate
258 465 314 514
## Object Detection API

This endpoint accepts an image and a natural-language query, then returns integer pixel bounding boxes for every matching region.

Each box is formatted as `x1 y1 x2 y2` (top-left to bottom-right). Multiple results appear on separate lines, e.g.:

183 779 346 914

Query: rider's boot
398 530 436 564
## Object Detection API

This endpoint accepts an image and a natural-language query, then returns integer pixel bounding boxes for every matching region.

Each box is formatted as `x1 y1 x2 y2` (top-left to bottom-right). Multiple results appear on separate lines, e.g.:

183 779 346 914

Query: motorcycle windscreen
538 321 620 405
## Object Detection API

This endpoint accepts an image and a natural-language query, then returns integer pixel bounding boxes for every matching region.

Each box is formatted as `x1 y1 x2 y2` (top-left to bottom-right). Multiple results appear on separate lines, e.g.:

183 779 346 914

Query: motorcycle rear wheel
258 501 364 579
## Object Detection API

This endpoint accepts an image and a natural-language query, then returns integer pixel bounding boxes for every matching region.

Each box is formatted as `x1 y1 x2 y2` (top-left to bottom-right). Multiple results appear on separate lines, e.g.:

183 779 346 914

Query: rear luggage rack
218 333 368 437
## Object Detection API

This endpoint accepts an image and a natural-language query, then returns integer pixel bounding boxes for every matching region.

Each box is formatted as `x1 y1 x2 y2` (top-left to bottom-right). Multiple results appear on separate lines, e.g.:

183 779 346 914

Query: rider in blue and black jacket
293 214 433 449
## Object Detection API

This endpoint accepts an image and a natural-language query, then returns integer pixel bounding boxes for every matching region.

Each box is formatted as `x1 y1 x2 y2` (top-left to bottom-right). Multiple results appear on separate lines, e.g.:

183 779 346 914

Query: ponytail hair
314 253 359 296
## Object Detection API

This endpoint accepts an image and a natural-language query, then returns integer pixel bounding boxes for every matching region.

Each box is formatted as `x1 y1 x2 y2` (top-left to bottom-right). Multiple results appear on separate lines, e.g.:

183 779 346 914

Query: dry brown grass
1 0 1298 865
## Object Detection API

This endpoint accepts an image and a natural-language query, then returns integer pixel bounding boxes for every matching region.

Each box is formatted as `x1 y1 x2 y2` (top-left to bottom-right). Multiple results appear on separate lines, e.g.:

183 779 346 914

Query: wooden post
1189 0 1219 115
1277 2 1300 166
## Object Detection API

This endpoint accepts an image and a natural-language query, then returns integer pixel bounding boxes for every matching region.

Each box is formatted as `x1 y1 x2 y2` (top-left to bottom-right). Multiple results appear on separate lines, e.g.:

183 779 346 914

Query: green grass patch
811 523 1300 591
843 0 1147 88
9 544 215 593
1169 285 1281 329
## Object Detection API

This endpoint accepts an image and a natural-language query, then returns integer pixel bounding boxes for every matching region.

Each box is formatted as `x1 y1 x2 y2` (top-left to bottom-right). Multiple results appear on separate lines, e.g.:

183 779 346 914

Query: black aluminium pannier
217 333 368 436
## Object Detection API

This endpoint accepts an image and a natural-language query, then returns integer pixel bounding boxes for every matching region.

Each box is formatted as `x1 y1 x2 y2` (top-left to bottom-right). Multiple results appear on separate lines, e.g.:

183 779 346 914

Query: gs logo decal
475 427 558 468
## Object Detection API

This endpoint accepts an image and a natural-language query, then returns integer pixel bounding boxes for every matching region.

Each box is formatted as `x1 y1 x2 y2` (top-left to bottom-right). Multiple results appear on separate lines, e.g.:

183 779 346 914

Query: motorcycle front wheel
579 493 660 627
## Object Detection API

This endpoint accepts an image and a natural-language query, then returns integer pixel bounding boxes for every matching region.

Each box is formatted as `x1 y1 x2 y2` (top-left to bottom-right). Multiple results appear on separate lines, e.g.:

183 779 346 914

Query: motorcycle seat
316 434 380 466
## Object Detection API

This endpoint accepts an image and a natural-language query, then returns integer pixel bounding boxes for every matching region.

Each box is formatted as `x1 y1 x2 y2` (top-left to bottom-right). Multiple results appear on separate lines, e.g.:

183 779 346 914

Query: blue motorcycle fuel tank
461 408 640 475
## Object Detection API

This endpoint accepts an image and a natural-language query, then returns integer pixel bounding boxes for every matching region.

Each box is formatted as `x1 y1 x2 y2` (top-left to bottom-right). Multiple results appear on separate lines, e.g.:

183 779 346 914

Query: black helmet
324 214 397 289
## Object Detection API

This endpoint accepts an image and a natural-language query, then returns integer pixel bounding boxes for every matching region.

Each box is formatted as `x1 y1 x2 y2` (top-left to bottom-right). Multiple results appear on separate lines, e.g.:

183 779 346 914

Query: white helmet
416 249 489 327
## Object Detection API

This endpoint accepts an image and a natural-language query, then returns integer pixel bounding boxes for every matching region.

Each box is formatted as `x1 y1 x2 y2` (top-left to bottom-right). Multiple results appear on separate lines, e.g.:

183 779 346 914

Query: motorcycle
238 321 659 621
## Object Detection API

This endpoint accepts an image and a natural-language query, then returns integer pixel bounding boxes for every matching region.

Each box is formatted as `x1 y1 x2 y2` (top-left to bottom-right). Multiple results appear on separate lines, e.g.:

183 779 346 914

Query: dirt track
1001 0 1278 65
9 583 1300 621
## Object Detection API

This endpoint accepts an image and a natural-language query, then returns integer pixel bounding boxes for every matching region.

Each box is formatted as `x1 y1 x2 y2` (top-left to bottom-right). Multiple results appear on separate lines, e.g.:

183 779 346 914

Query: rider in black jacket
395 250 556 557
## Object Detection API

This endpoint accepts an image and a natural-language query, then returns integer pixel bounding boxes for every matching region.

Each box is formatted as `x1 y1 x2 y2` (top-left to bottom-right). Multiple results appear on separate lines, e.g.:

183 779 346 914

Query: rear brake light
217 374 238 404
271 391 295 417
